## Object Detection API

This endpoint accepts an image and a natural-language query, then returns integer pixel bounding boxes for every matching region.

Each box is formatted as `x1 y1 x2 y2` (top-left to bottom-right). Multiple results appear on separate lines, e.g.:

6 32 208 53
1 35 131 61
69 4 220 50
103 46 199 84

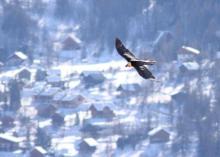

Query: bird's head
125 62 132 67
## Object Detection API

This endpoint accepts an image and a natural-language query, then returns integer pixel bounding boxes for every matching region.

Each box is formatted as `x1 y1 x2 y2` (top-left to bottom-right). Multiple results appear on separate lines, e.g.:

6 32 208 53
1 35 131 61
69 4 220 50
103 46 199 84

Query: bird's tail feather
144 60 156 65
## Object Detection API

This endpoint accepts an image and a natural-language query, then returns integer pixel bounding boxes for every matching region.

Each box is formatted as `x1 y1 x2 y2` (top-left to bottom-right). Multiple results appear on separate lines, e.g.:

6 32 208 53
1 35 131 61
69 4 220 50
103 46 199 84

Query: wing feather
115 38 136 62
133 65 155 79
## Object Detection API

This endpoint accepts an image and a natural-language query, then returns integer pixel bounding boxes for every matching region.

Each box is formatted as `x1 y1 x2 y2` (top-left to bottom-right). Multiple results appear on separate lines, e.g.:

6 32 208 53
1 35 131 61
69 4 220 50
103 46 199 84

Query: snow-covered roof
90 101 116 111
67 33 82 44
62 93 78 102
17 68 31 75
83 138 98 146
182 45 200 55
53 89 84 102
14 51 28 60
40 87 60 96
52 135 80 156
32 81 47 95
0 133 23 143
34 146 47 154
53 90 67 101
117 83 141 92
182 61 200 70
47 69 61 76
47 75 62 83
148 127 169 136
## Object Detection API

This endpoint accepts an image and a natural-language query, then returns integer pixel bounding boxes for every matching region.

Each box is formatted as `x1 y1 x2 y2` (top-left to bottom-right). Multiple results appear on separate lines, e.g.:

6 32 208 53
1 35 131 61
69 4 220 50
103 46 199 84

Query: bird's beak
125 62 132 67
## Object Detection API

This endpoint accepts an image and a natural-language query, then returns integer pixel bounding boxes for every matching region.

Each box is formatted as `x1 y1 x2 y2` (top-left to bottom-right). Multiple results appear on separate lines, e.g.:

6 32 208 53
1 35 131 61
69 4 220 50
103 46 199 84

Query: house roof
181 61 200 71
81 71 105 79
34 146 47 154
47 69 61 76
83 138 98 146
80 71 106 84
47 75 62 83
65 34 82 44
148 127 169 136
0 133 23 143
53 90 67 101
40 87 60 96
62 34 81 50
117 83 141 92
53 89 85 102
17 68 31 76
13 51 28 60
90 101 115 111
63 94 85 102
31 81 47 95
182 45 200 55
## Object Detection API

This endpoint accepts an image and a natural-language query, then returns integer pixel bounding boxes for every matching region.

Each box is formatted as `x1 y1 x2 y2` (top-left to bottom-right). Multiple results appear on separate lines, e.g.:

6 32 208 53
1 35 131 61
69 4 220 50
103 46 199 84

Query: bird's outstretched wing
115 38 136 62
133 65 155 79
131 59 156 66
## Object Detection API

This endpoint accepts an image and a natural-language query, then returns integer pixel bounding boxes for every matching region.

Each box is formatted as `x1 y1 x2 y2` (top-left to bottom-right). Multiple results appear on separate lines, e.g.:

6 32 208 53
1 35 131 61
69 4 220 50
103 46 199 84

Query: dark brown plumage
115 38 156 79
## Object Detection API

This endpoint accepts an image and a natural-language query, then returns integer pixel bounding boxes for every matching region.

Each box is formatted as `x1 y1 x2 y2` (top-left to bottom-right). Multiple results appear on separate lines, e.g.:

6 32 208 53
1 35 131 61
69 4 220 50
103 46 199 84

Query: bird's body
115 38 156 79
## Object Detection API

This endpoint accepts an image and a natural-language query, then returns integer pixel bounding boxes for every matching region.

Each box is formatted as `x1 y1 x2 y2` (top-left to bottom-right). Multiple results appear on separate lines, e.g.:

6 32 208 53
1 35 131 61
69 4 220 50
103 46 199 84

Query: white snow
14 51 28 60
34 146 47 154
182 45 200 55
0 133 23 143
84 138 98 146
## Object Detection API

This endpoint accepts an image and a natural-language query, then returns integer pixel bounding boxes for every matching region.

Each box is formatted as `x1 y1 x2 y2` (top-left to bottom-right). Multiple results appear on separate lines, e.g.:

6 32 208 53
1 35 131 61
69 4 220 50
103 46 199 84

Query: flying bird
115 38 156 79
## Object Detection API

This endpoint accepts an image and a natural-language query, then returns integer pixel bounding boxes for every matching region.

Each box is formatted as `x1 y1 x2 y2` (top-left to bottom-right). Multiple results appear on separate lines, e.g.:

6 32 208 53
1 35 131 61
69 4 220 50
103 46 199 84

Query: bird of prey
115 38 156 79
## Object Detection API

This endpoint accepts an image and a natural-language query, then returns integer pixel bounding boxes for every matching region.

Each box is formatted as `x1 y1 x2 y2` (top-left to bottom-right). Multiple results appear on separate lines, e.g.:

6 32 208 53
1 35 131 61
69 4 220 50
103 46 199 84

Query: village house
30 146 47 157
62 35 81 51
77 138 97 155
177 45 200 62
0 115 15 128
35 69 47 81
34 87 60 105
53 89 87 108
58 34 82 60
153 31 176 62
80 71 106 88
61 94 87 108
179 61 200 77
172 91 188 104
0 133 22 151
46 75 65 88
36 104 57 118
17 68 31 80
51 112 64 127
7 51 28 66
89 103 115 120
148 127 170 143
117 83 142 96
80 123 102 137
